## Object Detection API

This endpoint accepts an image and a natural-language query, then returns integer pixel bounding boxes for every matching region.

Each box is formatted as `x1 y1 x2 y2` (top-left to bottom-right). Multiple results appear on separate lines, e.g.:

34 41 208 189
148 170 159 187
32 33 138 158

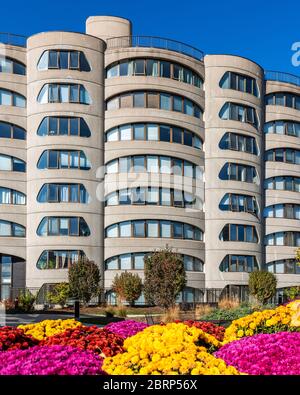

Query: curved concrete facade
204 55 264 291
26 31 105 288
104 45 205 299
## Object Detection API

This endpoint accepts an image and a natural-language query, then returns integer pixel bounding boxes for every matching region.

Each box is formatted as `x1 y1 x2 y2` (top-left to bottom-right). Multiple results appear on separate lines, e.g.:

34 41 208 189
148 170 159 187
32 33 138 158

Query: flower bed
41 325 124 357
18 319 82 341
0 327 39 351
215 332 300 375
180 320 225 342
0 345 105 375
102 323 239 375
223 304 299 343
105 320 149 339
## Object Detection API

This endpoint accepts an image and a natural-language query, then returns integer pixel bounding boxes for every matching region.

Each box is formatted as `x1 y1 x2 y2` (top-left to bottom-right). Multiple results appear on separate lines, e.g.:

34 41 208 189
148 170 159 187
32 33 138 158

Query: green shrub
47 282 70 308
249 271 277 305
18 290 36 312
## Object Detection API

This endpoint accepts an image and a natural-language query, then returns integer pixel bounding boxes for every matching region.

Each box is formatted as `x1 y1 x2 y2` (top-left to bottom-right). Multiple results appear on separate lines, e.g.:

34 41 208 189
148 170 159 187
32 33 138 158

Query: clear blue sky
2 0 300 75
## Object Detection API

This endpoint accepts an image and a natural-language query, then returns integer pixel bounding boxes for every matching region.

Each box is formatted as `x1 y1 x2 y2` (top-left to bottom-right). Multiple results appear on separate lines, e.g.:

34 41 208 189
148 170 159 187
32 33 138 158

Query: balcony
0 32 27 48
106 35 204 62
265 70 300 88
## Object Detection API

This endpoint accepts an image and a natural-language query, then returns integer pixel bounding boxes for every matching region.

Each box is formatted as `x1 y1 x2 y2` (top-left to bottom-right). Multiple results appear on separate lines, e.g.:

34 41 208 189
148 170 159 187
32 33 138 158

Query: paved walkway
0 313 75 327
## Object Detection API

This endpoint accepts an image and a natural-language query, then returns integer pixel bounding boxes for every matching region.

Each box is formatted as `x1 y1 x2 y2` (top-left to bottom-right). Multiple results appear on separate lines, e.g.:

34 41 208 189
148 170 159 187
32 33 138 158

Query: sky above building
2 0 300 75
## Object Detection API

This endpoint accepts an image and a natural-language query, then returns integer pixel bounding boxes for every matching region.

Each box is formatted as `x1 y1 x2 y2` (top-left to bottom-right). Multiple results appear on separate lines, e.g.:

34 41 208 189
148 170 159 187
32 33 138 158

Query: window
0 122 26 140
265 148 300 165
220 224 258 243
265 92 300 110
265 231 300 246
219 102 258 128
38 50 90 71
219 255 259 272
0 220 25 237
37 117 91 137
265 176 300 192
105 220 203 241
264 203 300 220
219 193 258 216
266 259 300 274
37 183 89 203
106 58 203 88
106 91 203 119
105 123 202 149
219 132 258 155
0 89 25 108
36 250 85 270
219 71 259 96
105 252 203 271
0 56 26 75
37 84 91 104
219 163 258 184
0 187 25 205
0 155 25 172
105 187 202 210
264 120 300 137
37 150 91 170
105 156 201 179
37 217 90 236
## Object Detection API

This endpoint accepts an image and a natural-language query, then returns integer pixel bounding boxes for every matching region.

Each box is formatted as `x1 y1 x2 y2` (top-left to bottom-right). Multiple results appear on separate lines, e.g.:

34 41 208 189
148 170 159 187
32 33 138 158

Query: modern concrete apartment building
0 15 299 303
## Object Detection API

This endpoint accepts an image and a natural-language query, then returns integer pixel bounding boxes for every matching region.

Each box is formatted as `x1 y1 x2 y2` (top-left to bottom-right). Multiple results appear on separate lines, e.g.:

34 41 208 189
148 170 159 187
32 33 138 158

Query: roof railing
0 32 27 48
265 70 300 88
106 35 204 61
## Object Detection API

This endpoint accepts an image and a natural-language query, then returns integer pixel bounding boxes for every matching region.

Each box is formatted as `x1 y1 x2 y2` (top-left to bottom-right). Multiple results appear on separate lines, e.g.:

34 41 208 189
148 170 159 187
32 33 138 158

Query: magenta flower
215 332 300 375
105 320 149 339
0 345 105 375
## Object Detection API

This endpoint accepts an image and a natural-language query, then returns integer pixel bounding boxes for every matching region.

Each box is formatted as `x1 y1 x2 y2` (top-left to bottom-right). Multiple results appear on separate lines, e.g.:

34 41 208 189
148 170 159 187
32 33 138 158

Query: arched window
105 252 204 271
105 220 203 241
0 56 26 75
0 220 25 237
37 183 89 203
0 121 26 140
106 123 202 149
176 287 204 303
219 193 258 216
219 102 258 128
37 117 91 137
105 187 203 210
219 255 259 272
219 162 258 184
264 203 300 219
265 231 300 246
266 259 300 274
265 148 300 164
37 150 91 170
37 50 90 71
106 58 203 88
264 120 300 137
37 217 90 237
0 88 25 107
36 250 86 270
37 84 91 104
0 154 26 172
106 91 203 119
265 92 300 110
264 176 300 192
219 132 258 155
219 224 258 243
0 254 26 300
219 71 259 96
0 187 25 205
106 155 203 180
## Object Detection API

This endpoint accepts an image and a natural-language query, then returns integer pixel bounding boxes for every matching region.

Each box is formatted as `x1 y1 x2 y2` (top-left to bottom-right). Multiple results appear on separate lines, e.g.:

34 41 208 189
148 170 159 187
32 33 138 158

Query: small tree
47 282 70 308
68 257 101 305
144 247 186 309
112 272 142 306
284 286 300 302
249 271 277 305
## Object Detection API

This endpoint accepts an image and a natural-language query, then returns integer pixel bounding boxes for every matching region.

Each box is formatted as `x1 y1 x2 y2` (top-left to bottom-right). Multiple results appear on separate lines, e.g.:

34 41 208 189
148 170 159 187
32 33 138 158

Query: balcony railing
106 35 204 61
0 32 27 48
265 70 300 88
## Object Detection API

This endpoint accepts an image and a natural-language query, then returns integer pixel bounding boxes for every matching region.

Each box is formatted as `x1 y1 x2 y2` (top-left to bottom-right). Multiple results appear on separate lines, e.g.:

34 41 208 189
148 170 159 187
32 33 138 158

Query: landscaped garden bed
0 300 299 375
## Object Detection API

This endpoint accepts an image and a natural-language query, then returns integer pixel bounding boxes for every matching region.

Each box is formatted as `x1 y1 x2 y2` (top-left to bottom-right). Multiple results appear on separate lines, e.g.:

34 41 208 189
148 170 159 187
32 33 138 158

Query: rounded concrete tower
86 16 131 42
